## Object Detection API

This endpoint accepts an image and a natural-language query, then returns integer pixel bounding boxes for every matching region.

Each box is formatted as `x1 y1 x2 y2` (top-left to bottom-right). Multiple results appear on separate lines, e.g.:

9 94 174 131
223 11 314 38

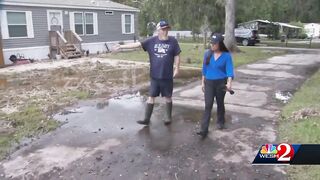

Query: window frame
122 14 134 35
1 10 34 39
74 12 84 36
84 12 94 35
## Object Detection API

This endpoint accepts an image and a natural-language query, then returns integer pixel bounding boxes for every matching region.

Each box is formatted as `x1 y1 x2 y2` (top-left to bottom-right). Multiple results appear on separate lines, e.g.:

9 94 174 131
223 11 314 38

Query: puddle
53 94 145 135
52 93 241 150
275 91 292 103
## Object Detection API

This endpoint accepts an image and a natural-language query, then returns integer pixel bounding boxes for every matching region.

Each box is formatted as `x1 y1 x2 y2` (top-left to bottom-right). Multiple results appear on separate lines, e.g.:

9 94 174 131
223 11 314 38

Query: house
274 22 301 38
304 23 320 38
238 19 273 34
238 20 302 39
0 0 139 65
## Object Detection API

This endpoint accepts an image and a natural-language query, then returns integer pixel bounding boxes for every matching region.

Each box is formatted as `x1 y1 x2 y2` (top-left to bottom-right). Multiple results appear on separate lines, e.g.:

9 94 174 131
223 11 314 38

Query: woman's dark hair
205 41 229 65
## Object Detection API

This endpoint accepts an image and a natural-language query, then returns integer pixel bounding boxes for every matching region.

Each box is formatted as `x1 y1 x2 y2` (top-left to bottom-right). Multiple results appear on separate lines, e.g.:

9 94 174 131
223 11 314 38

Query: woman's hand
201 76 205 93
226 82 232 91
201 83 205 93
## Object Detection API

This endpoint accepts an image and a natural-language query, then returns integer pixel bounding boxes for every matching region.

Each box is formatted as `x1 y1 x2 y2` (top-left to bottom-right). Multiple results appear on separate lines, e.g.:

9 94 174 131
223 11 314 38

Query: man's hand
111 44 121 52
173 67 179 78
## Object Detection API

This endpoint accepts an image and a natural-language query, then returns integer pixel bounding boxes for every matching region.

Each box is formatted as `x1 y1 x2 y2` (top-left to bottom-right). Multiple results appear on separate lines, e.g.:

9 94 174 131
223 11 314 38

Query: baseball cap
156 20 171 30
211 33 224 44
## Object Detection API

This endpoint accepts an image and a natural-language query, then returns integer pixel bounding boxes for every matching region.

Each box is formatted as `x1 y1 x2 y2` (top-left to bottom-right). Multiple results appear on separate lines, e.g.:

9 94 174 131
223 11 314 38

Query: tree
113 0 320 38
224 0 240 52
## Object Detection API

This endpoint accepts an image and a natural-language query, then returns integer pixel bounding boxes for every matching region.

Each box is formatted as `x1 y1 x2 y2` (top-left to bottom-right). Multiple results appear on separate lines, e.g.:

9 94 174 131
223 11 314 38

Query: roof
274 22 302 29
238 19 302 29
238 19 272 25
1 0 139 12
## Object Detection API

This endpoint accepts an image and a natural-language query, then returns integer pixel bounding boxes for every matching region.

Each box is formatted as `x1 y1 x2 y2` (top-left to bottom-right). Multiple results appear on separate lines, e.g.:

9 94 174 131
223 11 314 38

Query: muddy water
52 94 213 148
0 93 242 179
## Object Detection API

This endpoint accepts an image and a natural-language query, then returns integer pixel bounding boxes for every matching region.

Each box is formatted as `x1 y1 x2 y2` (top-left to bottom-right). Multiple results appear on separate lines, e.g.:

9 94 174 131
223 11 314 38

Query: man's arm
173 55 180 78
112 42 142 51
119 42 142 49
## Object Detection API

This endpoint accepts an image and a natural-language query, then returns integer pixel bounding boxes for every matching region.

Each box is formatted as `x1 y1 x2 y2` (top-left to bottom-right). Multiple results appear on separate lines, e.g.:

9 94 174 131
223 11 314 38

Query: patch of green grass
287 165 320 180
108 43 286 68
278 70 320 180
233 47 285 67
65 90 90 100
279 117 320 143
0 105 59 159
281 71 320 118
0 134 13 159
261 40 320 49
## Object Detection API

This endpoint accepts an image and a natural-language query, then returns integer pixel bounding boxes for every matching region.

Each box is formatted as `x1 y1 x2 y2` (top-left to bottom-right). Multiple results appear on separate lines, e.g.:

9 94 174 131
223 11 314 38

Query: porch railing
49 31 68 59
64 30 83 54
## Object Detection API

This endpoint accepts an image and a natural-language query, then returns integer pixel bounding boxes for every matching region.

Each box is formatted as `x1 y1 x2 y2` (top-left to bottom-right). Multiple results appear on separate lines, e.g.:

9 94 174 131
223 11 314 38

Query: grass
108 43 286 68
278 70 320 180
261 39 320 49
0 105 59 159
0 90 91 159
281 71 320 118
65 90 91 100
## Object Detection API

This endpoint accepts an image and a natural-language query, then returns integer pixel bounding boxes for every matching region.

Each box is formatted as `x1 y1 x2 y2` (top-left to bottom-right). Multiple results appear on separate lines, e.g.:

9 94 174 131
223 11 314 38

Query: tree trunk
0 32 4 68
224 0 240 52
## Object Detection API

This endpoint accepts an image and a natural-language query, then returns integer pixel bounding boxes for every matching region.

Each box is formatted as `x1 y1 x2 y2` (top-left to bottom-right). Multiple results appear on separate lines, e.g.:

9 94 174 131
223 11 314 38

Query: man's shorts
149 78 173 97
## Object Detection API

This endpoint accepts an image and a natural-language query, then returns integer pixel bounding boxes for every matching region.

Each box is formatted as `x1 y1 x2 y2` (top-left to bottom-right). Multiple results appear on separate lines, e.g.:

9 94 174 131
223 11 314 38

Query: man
113 20 181 125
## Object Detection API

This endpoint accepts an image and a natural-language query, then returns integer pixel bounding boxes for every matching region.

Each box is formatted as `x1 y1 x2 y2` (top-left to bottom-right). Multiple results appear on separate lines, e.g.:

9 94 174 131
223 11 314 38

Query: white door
47 10 63 32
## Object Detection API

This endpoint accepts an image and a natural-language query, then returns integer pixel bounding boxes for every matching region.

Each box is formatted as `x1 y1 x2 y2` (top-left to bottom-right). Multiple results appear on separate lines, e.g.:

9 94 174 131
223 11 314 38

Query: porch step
67 54 82 59
66 48 76 52
64 44 82 59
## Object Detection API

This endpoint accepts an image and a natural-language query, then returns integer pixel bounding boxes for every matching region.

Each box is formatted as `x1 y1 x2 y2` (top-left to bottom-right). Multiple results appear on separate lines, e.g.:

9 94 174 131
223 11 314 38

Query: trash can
280 35 286 42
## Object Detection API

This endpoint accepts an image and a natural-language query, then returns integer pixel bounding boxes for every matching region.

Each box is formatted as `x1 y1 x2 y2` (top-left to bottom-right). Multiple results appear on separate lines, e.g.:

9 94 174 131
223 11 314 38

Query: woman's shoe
217 123 224 130
196 131 208 139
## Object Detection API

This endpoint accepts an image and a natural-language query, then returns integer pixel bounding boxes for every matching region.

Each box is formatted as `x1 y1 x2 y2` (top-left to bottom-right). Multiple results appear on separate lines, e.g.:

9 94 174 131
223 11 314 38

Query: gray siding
80 10 139 43
2 5 139 49
2 5 50 49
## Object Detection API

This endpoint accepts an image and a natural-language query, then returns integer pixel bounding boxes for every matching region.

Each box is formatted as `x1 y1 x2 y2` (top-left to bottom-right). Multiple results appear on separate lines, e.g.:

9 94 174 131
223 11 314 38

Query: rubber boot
137 103 154 125
164 102 172 125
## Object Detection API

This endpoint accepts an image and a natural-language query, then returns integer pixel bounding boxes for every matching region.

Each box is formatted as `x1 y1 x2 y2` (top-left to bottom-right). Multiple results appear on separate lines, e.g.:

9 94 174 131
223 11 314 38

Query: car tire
242 39 249 46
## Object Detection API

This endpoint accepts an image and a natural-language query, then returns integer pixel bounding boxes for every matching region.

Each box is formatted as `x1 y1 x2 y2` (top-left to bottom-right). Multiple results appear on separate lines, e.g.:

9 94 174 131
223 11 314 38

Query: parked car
234 28 259 46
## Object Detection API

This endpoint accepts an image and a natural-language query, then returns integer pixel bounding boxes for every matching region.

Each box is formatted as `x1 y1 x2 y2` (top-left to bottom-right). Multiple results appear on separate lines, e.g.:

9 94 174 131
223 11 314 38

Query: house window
122 14 134 34
7 12 28 37
85 13 94 35
125 15 131 33
74 12 84 35
71 12 97 35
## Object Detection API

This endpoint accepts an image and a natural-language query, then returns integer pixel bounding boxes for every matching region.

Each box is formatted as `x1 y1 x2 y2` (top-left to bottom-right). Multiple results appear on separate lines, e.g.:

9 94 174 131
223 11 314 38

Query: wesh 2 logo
253 143 296 164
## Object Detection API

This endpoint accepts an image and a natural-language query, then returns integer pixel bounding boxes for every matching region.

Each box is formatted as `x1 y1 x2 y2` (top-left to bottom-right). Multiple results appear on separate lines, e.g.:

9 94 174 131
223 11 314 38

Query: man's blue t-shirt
141 36 181 80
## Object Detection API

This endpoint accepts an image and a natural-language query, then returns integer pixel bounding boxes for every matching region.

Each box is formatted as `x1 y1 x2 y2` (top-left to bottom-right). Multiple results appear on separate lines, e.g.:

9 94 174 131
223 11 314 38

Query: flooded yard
0 58 201 159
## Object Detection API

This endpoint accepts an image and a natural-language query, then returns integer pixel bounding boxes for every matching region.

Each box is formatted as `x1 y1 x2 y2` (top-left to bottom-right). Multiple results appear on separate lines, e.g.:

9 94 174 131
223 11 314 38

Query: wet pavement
0 51 320 180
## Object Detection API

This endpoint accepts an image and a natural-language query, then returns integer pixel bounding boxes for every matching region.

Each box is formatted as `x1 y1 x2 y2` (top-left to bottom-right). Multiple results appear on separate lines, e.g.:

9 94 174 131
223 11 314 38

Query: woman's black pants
201 78 227 133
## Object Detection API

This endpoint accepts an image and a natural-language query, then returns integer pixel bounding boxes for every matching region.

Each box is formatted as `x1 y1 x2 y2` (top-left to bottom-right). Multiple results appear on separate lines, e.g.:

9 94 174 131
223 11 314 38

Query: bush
290 21 308 39
298 33 308 39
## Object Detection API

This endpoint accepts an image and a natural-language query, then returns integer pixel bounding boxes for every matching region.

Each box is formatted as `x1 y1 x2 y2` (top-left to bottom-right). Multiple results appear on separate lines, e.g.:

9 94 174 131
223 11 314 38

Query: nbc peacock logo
259 144 278 158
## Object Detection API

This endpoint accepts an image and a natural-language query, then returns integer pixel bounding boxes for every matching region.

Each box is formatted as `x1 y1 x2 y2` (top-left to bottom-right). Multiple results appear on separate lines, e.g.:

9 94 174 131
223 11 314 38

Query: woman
197 33 234 138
